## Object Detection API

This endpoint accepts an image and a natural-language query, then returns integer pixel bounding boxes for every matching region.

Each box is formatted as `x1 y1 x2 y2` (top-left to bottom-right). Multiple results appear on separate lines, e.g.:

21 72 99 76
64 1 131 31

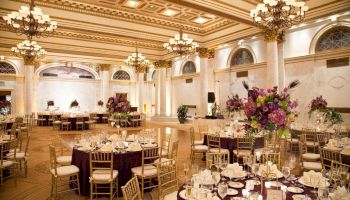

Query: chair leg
110 182 113 200
90 182 93 200
76 175 81 198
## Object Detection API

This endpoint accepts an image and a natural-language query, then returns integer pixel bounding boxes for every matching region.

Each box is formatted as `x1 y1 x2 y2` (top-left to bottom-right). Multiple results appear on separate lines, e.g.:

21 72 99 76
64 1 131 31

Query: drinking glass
185 181 192 198
252 163 260 180
310 176 319 194
318 186 329 200
192 164 199 175
282 166 291 183
184 163 190 181
212 171 221 190
218 182 228 199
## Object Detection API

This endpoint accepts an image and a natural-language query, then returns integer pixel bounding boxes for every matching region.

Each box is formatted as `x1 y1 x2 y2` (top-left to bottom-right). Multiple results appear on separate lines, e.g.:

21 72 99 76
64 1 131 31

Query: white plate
231 197 246 200
178 190 188 200
246 179 260 185
227 188 239 196
270 181 285 187
298 178 330 188
292 194 311 200
287 186 304 194
228 181 245 188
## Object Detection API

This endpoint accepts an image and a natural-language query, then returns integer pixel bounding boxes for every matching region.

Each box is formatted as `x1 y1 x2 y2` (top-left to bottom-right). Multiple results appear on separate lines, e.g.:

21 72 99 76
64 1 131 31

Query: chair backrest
61 117 68 122
49 145 58 176
1 139 17 162
317 134 327 147
320 148 341 170
51 135 65 156
169 140 179 160
121 176 142 200
161 134 171 154
207 134 221 150
206 152 229 168
15 117 23 123
23 135 30 156
236 137 253 151
77 117 84 122
157 159 178 200
141 147 159 175
189 127 195 147
330 161 350 180
0 123 6 135
89 151 114 180
262 152 281 169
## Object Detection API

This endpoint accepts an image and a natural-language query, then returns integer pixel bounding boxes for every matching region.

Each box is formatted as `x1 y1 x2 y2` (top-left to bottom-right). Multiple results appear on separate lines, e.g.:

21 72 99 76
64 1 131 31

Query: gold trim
153 60 172 69
196 47 215 58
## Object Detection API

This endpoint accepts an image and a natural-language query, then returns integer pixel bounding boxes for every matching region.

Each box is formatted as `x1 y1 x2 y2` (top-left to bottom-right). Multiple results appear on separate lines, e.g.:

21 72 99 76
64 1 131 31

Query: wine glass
183 163 190 181
282 166 291 183
212 171 221 190
252 163 260 180
185 181 192 198
192 164 199 175
218 182 228 199
318 186 329 200
310 176 319 194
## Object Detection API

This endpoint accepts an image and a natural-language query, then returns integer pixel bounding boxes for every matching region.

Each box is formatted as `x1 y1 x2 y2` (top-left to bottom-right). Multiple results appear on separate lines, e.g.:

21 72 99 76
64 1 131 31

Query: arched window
0 62 16 74
315 26 350 52
151 71 156 81
182 61 196 74
39 66 95 79
113 70 130 80
230 48 254 66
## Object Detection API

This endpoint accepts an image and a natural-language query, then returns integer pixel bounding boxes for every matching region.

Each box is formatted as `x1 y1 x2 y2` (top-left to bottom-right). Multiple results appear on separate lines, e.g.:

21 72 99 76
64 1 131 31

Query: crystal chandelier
124 47 149 73
163 29 198 56
2 0 58 39
11 40 46 64
250 0 308 38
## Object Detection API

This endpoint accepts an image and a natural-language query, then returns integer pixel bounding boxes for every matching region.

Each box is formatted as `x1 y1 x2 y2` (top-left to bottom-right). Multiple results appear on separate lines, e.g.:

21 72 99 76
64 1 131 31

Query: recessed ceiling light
125 0 140 8
161 9 178 16
193 17 209 24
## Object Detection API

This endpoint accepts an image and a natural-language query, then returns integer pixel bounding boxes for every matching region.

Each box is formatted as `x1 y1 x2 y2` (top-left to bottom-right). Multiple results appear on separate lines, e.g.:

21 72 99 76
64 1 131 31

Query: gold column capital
153 60 172 69
196 47 215 59
262 29 285 43
23 56 36 65
100 64 111 71
135 66 147 73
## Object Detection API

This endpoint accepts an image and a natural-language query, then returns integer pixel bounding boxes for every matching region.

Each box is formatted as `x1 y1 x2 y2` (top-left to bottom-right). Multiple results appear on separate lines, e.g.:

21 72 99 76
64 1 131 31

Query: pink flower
268 108 286 126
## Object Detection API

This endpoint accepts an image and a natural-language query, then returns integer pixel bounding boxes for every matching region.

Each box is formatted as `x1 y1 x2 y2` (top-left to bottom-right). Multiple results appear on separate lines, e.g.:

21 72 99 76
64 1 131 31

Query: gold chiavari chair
189 127 208 162
301 132 319 153
157 159 178 200
52 115 62 130
131 147 159 198
317 133 329 148
261 152 281 169
320 148 342 170
89 151 118 200
299 142 322 172
51 136 72 166
155 140 179 164
121 176 142 200
49 145 80 198
160 134 171 159
264 131 281 152
76 117 85 130
234 137 253 162
61 117 71 131
7 134 30 177
330 161 350 187
206 152 230 169
36 114 46 126
196 125 208 145
0 139 18 186
102 114 109 124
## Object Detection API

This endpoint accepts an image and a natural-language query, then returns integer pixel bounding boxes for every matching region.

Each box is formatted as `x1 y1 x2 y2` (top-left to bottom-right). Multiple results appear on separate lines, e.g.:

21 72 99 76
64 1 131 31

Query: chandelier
163 29 198 56
124 47 149 73
2 0 58 39
250 0 308 38
11 40 46 64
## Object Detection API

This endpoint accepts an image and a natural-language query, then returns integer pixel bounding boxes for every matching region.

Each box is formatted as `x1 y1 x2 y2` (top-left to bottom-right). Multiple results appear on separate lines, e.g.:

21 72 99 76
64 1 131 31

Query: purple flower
268 108 287 126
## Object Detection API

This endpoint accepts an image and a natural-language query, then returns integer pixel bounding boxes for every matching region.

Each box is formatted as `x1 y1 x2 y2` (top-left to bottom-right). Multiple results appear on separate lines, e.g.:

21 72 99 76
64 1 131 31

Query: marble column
266 40 279 87
198 48 215 116
153 60 172 117
15 75 25 115
24 63 34 115
278 41 286 89
100 64 110 104
136 73 144 113
165 67 172 116
159 68 166 116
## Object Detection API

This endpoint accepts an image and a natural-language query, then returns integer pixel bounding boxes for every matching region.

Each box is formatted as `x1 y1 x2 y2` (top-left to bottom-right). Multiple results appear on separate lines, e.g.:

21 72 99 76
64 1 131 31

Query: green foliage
324 109 343 126
177 105 188 120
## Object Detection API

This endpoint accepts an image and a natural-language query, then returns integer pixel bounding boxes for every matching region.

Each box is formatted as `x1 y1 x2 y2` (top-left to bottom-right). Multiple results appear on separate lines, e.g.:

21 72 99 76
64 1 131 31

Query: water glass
282 166 291 183
184 163 190 181
318 187 329 200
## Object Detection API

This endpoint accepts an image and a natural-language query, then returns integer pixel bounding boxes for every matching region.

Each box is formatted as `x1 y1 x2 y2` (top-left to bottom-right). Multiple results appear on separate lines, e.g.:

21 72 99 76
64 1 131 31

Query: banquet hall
0 0 350 199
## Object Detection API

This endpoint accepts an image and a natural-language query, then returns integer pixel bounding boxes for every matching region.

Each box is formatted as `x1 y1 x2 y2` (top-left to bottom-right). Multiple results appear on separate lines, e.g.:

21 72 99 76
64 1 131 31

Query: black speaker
208 92 215 103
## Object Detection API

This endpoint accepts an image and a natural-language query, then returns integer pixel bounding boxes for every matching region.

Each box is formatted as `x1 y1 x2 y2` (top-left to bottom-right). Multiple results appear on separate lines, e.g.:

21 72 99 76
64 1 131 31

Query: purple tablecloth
71 148 143 196
203 135 265 163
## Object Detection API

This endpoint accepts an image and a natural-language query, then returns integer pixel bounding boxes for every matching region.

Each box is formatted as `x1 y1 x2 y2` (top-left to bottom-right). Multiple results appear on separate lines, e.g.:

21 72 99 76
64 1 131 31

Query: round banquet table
203 135 265 163
71 148 143 196
177 177 316 200
38 114 61 126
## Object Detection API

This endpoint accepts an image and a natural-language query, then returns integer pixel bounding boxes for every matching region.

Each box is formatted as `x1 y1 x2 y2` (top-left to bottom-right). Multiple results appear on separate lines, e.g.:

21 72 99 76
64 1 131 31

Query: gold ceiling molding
12 0 236 35
153 60 172 69
196 47 215 59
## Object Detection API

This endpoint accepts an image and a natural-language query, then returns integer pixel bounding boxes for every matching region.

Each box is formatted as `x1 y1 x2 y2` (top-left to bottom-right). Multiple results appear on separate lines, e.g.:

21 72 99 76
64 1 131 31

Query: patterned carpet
0 122 193 200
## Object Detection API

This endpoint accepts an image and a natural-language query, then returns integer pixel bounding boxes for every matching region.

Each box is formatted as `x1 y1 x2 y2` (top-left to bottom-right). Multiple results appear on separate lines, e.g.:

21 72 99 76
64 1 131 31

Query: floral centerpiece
70 99 79 108
97 100 103 107
243 84 298 138
226 94 244 112
324 109 343 127
47 100 54 107
177 105 188 124
309 95 327 115
106 96 130 114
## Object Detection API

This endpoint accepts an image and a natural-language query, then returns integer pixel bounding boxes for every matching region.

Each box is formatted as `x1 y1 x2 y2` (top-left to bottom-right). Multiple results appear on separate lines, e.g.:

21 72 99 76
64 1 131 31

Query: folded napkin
127 142 141 151
223 163 244 177
326 139 339 150
196 169 214 184
99 144 114 152
329 186 350 200
258 164 280 177
302 170 327 187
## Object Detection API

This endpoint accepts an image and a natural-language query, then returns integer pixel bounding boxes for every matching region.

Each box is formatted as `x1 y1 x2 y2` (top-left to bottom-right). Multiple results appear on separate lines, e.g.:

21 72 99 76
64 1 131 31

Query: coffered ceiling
0 0 349 64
